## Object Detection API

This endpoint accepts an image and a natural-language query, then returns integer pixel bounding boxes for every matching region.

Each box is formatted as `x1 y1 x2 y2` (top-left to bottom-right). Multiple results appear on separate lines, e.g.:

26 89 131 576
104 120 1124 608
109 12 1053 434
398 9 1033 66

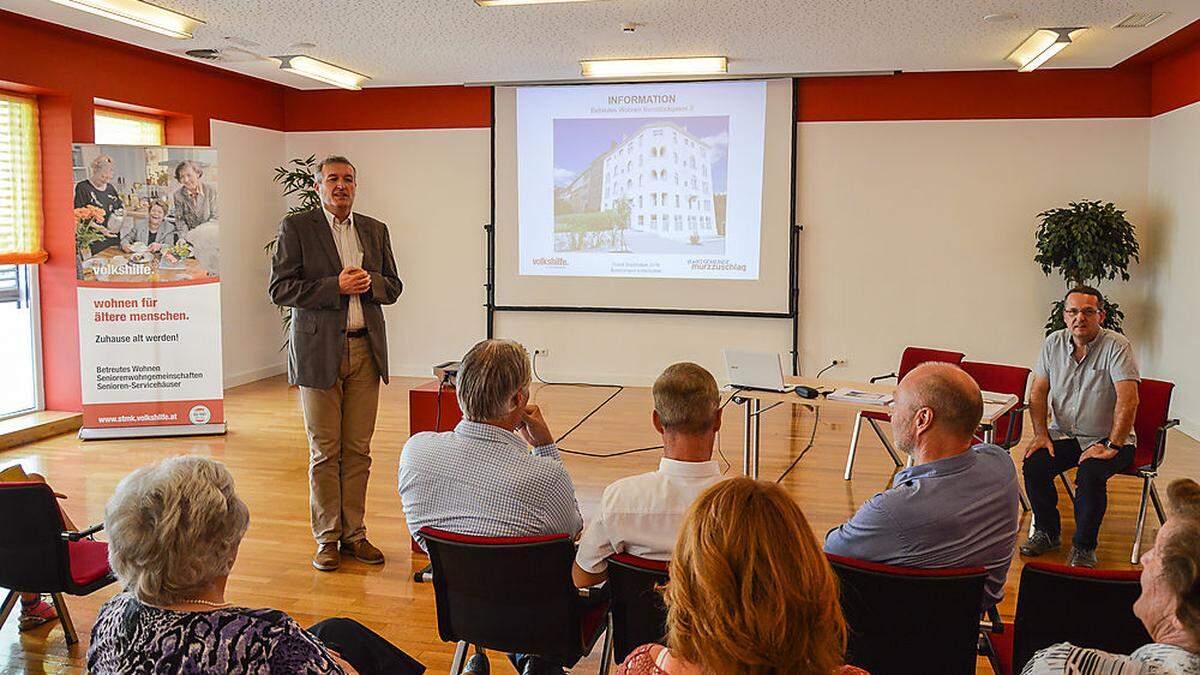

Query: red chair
961 361 1033 512
828 553 988 675
844 347 965 480
1050 378 1178 564
0 482 117 645
982 561 1148 675
597 553 670 675
419 527 609 674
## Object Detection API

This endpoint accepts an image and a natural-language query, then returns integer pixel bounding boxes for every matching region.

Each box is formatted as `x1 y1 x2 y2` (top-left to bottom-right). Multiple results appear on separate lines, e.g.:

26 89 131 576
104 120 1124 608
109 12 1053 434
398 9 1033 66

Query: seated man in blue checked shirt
398 338 583 675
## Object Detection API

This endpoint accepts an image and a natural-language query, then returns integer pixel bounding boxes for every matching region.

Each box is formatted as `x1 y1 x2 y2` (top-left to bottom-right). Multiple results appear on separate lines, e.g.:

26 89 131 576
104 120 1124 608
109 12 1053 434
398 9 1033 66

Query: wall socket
533 348 550 359
831 358 847 367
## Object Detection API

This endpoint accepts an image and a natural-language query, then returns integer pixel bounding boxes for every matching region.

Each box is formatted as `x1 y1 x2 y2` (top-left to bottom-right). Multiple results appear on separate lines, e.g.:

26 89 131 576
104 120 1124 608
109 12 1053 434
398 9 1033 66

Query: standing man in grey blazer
269 155 403 572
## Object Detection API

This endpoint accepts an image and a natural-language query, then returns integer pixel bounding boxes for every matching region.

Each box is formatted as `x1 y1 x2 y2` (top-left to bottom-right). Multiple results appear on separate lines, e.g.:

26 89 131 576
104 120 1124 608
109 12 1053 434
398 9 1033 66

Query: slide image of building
553 116 728 255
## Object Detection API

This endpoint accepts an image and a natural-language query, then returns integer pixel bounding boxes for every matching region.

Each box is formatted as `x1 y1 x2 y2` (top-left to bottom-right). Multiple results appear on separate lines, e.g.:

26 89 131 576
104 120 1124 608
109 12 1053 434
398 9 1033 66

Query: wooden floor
2 375 1197 674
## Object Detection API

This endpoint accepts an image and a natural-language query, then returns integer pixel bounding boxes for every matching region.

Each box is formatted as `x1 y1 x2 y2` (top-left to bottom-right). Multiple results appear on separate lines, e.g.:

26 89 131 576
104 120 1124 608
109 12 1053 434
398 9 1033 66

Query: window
94 108 165 145
0 92 44 419
638 215 644 226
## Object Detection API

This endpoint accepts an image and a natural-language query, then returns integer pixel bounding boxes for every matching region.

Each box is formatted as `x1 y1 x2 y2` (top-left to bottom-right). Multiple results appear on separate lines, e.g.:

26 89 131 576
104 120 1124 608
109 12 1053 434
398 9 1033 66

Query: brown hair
1163 479 1200 643
653 362 720 434
664 477 847 675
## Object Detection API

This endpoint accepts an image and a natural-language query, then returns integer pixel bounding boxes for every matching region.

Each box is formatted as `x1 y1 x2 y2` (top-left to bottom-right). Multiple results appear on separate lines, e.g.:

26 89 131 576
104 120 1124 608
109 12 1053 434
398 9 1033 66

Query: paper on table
827 388 893 405
982 391 1019 419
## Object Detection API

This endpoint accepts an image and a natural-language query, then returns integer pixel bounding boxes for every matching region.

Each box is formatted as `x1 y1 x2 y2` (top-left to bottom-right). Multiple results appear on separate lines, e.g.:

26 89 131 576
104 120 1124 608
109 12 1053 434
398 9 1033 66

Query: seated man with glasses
1021 286 1140 568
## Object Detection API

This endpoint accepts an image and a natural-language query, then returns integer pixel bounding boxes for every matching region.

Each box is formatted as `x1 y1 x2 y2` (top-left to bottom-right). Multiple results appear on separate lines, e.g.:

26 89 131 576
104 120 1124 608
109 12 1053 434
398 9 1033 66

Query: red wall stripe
796 67 1151 122
1150 39 1200 116
283 86 491 131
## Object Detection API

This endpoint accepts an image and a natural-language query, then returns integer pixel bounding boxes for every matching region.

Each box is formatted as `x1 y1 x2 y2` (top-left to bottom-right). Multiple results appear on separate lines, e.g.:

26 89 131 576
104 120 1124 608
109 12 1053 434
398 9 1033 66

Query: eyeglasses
1064 308 1100 317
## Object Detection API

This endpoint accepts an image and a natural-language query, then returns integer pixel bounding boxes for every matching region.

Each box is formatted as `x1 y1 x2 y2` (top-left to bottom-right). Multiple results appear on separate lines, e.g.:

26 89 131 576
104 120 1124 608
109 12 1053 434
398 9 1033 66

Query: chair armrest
1162 419 1180 432
62 522 104 542
869 372 897 384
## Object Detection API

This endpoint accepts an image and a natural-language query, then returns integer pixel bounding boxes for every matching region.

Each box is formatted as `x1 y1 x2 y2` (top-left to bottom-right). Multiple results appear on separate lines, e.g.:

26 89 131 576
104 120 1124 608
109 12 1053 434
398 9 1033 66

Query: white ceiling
3 0 1197 89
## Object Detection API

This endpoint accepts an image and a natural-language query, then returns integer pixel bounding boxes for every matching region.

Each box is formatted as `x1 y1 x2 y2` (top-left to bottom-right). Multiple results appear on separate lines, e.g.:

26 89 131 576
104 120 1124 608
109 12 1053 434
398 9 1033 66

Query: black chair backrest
421 528 584 663
1012 562 1151 672
607 553 670 662
0 482 68 593
828 553 988 675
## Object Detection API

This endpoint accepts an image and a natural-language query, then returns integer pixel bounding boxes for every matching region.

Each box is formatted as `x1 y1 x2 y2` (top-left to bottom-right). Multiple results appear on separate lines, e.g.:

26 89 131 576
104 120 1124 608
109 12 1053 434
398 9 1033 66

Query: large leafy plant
1034 200 1139 334
266 155 321 350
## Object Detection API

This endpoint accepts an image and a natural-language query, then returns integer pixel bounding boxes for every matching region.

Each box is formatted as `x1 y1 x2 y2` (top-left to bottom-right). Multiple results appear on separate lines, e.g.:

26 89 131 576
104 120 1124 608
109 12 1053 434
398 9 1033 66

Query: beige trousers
300 335 380 545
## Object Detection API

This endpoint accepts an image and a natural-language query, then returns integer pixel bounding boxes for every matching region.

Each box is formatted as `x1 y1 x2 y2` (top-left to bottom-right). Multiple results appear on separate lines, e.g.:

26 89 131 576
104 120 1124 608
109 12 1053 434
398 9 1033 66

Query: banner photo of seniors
73 144 225 440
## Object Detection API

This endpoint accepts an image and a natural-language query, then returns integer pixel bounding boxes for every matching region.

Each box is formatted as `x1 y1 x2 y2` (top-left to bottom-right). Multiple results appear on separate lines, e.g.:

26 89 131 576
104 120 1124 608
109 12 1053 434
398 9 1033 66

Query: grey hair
173 159 203 181
89 154 114 177
105 455 249 606
314 155 357 180
456 339 531 421
653 362 720 434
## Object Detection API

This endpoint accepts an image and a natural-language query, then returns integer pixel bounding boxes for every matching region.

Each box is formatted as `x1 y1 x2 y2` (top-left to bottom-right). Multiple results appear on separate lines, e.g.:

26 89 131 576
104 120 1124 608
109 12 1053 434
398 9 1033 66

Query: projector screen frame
485 79 801 373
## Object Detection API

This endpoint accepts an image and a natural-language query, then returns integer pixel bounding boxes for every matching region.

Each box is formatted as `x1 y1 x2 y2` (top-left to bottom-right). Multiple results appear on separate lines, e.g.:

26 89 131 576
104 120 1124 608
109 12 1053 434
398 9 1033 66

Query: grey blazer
268 208 403 389
120 218 180 249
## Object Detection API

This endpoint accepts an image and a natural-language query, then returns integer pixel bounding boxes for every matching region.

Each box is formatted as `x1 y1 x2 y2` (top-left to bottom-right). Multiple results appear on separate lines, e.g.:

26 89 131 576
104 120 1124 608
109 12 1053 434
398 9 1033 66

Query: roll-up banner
73 144 225 439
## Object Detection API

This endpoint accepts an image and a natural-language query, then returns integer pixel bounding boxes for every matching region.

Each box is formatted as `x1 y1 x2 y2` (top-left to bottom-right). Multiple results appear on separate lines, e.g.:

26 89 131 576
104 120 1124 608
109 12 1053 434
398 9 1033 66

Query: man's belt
346 328 369 338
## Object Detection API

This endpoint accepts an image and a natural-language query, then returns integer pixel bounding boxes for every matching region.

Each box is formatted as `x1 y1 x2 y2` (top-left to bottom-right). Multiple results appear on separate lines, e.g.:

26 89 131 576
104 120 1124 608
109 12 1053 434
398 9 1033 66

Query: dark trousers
308 617 425 675
1022 438 1134 550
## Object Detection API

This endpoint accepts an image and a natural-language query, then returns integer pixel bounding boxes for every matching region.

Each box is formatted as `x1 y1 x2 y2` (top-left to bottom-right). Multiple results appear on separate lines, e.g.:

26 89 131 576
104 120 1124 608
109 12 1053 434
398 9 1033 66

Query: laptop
723 350 793 393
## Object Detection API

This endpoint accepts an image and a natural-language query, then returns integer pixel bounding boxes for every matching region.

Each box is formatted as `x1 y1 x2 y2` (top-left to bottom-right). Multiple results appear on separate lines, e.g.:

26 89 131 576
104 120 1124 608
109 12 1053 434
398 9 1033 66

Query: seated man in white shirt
572 362 725 588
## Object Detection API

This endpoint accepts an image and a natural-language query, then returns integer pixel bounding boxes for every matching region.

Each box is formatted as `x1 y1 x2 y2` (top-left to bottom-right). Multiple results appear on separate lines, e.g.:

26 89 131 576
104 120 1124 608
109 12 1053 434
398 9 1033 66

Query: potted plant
266 155 321 351
1034 200 1140 334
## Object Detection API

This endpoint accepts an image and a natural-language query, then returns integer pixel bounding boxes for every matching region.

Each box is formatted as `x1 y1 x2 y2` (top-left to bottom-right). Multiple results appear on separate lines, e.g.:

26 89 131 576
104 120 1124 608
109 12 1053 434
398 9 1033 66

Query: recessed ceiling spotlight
48 0 204 38
984 12 1018 23
622 22 643 34
1007 28 1086 72
274 55 370 90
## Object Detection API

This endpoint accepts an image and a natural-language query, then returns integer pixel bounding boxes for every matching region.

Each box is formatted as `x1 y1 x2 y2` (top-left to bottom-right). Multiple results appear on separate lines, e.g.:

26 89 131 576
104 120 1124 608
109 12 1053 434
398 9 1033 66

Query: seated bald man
824 362 1021 609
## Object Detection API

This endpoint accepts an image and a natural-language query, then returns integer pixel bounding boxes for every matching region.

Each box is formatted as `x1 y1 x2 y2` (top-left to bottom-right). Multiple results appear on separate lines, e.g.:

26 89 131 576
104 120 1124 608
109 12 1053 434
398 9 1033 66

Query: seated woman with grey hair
120 199 179 253
88 456 424 675
1022 478 1200 674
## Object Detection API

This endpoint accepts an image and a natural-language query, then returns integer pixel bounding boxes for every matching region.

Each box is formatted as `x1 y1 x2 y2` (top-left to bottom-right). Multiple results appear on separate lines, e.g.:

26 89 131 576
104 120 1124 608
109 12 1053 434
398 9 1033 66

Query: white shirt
322 207 365 330
575 457 724 573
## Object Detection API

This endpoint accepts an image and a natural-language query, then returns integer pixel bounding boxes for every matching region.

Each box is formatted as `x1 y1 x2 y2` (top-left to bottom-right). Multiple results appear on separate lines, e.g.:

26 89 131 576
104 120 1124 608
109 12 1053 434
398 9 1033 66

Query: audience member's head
891 362 983 459
105 456 249 606
1134 478 1200 651
1063 286 1106 341
456 339 532 427
652 362 722 458
665 477 847 675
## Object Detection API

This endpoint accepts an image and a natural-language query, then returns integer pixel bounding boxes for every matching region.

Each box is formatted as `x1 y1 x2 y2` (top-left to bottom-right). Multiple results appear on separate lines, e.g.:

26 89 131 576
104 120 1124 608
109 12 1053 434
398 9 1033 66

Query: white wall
796 118 1151 381
210 120 289 387
284 129 491 378
1146 102 1200 436
222 115 1196 439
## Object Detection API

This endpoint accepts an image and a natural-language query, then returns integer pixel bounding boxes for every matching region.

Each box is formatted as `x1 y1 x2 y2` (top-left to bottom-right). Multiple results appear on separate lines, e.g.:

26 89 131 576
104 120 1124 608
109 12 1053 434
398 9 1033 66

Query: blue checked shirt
398 419 583 547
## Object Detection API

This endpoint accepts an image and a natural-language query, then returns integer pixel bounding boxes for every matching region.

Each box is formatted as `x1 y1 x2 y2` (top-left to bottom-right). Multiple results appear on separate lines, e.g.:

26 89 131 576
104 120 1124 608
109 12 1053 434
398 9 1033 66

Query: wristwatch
1100 437 1123 451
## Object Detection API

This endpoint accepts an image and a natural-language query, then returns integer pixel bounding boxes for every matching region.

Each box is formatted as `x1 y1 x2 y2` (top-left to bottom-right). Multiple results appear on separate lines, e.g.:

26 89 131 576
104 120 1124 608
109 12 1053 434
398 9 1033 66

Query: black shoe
508 654 564 675
1068 546 1097 569
1020 530 1062 557
463 653 489 675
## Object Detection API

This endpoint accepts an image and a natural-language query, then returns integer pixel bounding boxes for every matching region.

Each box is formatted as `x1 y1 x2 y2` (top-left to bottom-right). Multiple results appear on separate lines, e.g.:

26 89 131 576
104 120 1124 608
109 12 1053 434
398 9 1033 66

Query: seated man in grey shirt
824 362 1020 609
398 339 583 675
1021 286 1140 569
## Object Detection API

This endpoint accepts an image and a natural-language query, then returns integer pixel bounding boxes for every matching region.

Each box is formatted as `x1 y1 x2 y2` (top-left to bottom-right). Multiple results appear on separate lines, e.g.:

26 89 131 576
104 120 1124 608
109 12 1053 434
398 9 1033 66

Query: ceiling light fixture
475 0 605 5
274 55 369 90
48 0 203 39
1007 28 1085 72
580 56 728 78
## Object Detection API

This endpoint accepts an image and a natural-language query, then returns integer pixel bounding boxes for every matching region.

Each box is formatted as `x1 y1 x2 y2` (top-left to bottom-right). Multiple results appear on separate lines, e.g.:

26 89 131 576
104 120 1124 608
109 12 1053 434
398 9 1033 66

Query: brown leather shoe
312 543 340 571
343 538 385 565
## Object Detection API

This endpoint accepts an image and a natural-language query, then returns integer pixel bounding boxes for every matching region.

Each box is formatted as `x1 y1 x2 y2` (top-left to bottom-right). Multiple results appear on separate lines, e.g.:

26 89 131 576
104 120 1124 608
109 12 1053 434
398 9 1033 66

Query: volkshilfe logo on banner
73 144 225 439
